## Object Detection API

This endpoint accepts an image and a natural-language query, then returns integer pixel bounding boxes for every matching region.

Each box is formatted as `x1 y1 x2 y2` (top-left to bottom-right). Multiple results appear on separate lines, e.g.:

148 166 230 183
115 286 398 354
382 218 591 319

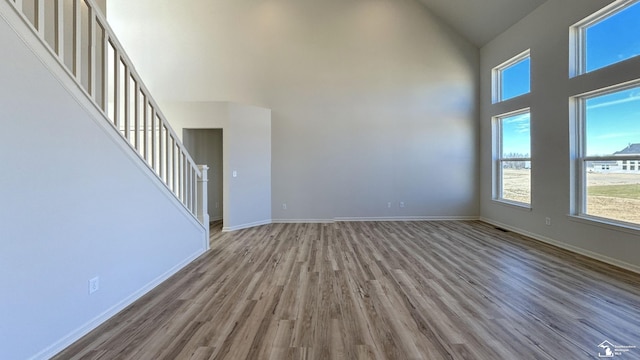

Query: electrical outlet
545 217 551 226
400 201 405 208
89 277 99 294
387 202 392 208
282 203 287 210
215 202 219 209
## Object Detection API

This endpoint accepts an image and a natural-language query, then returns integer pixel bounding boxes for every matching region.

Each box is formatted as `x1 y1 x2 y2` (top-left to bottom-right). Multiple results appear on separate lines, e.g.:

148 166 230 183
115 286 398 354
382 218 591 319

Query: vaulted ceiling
417 0 548 46
105 0 548 48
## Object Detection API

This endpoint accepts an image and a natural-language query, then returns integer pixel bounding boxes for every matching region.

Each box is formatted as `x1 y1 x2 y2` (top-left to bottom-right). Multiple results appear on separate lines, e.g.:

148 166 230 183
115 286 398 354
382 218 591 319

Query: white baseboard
272 216 479 224
222 219 272 232
219 216 481 231
480 217 640 275
272 219 335 224
31 248 207 360
334 216 480 222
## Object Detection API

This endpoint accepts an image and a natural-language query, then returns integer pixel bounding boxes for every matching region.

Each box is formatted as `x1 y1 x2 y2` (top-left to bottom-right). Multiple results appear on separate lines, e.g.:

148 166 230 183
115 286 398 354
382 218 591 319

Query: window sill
567 214 640 237
492 199 532 211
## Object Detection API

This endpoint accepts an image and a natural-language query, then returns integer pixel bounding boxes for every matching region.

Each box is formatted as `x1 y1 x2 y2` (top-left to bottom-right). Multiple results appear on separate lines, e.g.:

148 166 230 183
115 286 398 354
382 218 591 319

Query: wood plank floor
54 221 640 360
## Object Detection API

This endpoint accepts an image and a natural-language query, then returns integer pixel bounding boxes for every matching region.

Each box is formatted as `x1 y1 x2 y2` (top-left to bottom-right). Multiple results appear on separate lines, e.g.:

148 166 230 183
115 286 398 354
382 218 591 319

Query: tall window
492 50 531 103
572 0 640 227
494 110 531 205
571 0 640 76
574 84 640 225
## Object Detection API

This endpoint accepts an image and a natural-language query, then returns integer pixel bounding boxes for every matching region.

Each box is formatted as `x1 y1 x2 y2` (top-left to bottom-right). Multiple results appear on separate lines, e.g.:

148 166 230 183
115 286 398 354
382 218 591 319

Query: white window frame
493 108 532 207
572 80 640 226
492 49 531 103
570 0 640 78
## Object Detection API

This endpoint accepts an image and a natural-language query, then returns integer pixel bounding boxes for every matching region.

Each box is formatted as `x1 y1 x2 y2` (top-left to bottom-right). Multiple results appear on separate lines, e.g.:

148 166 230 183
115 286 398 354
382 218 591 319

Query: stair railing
5 0 208 227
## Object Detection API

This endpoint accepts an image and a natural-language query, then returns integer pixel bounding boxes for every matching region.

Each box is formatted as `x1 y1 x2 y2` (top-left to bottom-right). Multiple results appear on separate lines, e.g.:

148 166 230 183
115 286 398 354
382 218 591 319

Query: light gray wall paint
227 104 272 229
107 0 480 221
480 0 640 271
0 9 206 360
163 102 272 231
183 129 224 221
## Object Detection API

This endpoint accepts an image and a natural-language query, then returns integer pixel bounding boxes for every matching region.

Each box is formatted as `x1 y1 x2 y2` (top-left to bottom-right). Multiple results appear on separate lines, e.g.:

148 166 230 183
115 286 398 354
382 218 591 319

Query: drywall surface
480 0 640 271
107 0 480 221
0 8 206 360
226 104 272 229
183 129 224 221
164 102 272 231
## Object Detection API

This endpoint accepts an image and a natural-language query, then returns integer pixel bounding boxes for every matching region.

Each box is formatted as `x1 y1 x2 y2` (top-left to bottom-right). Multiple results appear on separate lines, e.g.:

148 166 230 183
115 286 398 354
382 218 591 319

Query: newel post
197 165 210 247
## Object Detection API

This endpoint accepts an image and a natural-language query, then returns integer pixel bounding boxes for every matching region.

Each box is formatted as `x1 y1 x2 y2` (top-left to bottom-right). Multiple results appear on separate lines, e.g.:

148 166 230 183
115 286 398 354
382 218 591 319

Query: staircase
0 1 210 359
5 0 208 227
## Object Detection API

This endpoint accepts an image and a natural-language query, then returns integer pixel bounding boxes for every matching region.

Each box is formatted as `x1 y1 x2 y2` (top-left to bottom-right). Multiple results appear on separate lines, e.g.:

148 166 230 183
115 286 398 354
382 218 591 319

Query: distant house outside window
571 0 640 227
574 85 640 225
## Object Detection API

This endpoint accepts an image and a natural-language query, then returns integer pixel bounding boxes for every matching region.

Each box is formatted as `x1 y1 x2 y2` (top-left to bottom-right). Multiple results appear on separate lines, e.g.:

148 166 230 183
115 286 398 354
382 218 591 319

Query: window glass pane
585 162 640 224
501 57 531 101
495 110 531 206
585 1 640 73
501 112 531 158
501 163 531 204
585 86 640 156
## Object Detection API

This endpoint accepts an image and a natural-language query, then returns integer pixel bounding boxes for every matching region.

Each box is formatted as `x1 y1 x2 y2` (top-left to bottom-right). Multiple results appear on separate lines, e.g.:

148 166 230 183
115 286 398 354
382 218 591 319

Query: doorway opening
182 129 223 234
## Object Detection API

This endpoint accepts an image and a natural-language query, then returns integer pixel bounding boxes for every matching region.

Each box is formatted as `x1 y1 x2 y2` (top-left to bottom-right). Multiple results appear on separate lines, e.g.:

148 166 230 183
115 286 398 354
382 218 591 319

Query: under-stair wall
0 1 209 359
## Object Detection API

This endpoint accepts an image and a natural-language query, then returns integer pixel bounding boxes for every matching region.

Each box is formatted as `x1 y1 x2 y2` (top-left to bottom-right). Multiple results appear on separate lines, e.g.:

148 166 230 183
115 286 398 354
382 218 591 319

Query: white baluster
182 154 187 204
113 53 120 129
150 106 156 169
36 0 44 36
159 124 165 182
88 4 96 97
143 93 149 159
101 33 109 111
134 82 141 152
123 66 130 141
73 0 81 79
55 0 64 59
172 137 177 194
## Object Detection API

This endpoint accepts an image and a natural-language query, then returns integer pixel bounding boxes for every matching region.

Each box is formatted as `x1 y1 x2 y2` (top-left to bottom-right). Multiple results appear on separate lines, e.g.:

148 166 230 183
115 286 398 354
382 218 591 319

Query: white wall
0 5 207 359
107 0 480 222
480 0 640 272
163 102 272 231
183 129 224 221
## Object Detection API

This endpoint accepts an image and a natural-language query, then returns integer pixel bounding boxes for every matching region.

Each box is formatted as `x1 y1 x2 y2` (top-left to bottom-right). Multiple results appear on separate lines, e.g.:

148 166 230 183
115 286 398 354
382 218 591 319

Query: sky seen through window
502 2 640 156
